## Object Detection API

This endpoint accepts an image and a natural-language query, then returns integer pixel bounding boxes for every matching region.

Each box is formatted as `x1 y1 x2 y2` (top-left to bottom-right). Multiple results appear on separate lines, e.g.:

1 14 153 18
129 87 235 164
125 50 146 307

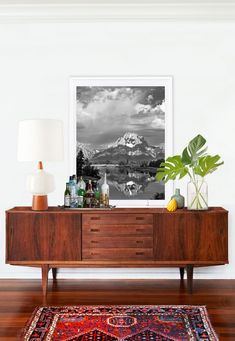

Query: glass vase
187 177 208 210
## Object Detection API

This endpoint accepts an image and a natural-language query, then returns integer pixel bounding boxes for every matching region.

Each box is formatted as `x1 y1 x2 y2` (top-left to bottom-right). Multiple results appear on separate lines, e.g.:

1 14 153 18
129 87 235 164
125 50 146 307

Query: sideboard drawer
83 248 153 260
83 225 153 237
83 213 153 226
83 236 153 249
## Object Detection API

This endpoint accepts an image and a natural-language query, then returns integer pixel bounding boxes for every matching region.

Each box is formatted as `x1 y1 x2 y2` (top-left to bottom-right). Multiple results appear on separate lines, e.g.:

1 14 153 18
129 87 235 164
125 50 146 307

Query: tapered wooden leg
41 265 49 296
52 268 57 281
186 265 194 294
180 267 185 280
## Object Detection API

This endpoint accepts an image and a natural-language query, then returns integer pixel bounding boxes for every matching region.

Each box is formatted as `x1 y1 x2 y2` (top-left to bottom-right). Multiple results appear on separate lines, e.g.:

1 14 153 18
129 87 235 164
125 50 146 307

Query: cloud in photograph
76 86 165 145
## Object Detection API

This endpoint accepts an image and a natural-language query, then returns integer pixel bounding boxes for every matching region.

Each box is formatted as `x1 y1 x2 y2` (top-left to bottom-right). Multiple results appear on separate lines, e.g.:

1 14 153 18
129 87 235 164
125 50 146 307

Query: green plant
156 134 224 209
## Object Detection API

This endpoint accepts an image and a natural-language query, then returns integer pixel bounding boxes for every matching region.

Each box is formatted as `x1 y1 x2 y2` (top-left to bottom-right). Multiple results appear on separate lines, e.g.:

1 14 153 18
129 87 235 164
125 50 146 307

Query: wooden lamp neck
33 161 48 211
38 161 43 170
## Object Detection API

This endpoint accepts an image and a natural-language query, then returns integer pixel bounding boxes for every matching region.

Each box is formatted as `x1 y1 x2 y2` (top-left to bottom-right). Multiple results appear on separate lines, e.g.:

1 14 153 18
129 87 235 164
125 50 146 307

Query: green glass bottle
64 182 71 208
77 187 85 208
94 181 101 208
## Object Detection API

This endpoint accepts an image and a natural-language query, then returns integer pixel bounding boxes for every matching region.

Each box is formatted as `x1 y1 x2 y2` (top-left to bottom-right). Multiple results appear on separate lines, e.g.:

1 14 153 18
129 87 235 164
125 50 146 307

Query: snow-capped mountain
91 132 164 164
108 132 145 149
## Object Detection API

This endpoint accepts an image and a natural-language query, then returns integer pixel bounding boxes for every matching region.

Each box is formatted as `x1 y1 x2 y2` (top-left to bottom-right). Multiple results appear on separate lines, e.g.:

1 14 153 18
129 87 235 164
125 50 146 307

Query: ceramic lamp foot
32 195 48 211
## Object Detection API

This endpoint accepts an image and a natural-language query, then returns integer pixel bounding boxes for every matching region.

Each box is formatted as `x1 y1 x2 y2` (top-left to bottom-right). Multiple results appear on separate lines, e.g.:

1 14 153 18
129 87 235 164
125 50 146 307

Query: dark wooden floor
0 279 235 340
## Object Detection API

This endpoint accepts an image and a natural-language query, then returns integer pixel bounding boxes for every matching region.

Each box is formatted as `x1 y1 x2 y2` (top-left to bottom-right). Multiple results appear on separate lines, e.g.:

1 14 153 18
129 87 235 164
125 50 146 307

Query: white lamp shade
18 119 64 162
26 170 55 195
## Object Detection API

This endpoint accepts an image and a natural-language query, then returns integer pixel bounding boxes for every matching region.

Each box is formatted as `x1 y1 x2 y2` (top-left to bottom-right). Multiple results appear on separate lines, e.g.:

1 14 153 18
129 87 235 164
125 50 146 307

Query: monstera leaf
194 155 224 177
182 134 208 166
156 134 223 184
156 155 188 183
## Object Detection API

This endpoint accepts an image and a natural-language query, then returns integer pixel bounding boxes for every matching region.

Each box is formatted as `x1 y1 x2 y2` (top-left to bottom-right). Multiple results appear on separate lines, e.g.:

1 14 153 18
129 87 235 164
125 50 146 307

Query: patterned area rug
20 305 218 341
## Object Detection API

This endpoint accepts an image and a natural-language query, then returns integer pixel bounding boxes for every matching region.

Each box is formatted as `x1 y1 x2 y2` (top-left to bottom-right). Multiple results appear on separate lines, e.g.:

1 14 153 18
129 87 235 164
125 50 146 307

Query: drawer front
83 248 153 260
83 214 153 226
83 236 153 249
83 225 153 237
82 213 154 261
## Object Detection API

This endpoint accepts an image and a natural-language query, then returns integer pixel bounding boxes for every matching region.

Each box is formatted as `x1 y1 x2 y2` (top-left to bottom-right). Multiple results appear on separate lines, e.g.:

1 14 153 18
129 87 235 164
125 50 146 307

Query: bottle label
77 196 84 208
86 197 91 205
64 195 70 208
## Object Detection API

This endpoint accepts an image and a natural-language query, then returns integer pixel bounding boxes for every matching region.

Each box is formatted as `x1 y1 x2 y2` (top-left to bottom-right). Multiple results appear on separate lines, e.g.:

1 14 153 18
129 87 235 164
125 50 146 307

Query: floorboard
0 279 234 340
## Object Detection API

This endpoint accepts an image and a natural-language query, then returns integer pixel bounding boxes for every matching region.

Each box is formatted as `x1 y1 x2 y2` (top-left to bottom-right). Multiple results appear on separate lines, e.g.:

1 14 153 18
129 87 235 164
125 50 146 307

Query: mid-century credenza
5 207 228 295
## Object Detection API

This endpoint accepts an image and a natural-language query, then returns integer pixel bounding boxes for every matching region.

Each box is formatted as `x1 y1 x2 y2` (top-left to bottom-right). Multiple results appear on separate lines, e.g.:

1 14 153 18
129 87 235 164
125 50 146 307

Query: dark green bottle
64 182 71 208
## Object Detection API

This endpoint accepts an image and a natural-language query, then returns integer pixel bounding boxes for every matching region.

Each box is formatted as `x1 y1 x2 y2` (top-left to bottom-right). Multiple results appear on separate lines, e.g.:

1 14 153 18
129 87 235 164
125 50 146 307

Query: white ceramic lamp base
26 166 55 211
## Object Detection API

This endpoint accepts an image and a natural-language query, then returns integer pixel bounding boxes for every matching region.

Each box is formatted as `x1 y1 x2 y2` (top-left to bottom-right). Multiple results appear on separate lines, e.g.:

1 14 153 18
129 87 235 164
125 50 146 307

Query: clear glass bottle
69 175 78 208
101 173 110 207
187 176 208 210
77 176 86 191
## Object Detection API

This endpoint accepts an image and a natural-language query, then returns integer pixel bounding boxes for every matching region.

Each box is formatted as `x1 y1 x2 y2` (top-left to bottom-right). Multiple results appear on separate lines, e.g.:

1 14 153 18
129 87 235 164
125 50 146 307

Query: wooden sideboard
5 207 228 295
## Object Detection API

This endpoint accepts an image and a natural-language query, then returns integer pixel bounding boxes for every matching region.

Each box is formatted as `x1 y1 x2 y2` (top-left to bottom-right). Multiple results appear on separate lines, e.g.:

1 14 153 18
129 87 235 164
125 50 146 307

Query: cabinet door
154 212 228 262
6 213 81 262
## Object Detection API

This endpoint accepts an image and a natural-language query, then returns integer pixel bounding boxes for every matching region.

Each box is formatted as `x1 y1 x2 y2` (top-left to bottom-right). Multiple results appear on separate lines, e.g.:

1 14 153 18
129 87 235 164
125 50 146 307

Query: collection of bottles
64 174 110 208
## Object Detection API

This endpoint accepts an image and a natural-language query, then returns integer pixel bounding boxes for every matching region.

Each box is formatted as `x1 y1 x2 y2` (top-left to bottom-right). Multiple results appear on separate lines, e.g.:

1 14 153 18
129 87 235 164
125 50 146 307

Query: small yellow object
166 198 178 212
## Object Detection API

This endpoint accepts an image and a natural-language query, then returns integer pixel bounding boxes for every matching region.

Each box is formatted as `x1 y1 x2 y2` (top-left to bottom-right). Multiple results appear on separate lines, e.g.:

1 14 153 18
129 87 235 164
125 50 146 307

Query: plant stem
189 174 207 209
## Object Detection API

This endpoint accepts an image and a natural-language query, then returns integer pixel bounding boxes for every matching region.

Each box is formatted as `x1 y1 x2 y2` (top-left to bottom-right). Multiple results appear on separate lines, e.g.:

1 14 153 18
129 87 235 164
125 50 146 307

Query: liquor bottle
77 177 86 208
84 180 95 208
69 175 78 208
93 181 101 208
64 182 71 208
101 173 109 207
77 176 86 191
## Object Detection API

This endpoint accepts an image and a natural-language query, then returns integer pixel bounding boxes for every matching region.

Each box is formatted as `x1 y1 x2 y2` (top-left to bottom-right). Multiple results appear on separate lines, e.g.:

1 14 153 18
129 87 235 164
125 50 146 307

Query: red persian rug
20 305 218 341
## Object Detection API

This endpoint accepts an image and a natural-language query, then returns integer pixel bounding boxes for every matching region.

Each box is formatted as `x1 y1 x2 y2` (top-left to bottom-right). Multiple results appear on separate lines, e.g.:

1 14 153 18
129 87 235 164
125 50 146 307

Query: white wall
0 19 234 279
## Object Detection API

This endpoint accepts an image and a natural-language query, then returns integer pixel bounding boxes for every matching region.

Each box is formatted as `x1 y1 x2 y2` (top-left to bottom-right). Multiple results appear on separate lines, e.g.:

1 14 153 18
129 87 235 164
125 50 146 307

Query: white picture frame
69 76 173 207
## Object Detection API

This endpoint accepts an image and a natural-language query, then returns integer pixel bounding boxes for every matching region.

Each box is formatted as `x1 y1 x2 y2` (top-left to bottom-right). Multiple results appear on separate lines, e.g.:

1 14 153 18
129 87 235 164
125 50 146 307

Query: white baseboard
0 266 232 280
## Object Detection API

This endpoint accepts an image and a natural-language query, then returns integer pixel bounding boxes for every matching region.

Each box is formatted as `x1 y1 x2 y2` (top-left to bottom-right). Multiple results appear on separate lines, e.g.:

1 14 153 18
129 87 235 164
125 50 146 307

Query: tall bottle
101 173 109 207
93 180 101 208
69 175 78 208
64 182 71 208
85 180 95 208
77 176 86 208
77 176 86 191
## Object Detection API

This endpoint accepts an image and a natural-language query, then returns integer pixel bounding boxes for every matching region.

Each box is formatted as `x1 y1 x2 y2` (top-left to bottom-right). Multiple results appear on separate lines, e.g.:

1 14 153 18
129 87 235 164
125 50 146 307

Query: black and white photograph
70 77 173 205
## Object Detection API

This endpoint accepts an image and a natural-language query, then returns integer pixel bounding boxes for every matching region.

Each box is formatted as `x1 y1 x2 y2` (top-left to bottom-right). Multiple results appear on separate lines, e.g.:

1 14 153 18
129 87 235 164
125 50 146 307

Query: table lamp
18 119 64 210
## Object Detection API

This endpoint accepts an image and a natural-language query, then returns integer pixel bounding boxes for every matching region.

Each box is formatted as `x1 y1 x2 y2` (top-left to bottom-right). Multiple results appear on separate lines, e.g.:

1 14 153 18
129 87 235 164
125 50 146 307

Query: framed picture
69 77 173 207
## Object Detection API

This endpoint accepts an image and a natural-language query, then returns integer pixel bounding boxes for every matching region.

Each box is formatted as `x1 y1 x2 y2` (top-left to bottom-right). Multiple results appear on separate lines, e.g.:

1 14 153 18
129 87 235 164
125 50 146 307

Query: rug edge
199 306 219 341
18 306 42 341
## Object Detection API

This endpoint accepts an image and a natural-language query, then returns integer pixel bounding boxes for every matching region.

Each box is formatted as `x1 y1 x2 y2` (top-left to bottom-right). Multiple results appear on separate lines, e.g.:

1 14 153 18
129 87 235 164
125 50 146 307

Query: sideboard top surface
6 206 228 214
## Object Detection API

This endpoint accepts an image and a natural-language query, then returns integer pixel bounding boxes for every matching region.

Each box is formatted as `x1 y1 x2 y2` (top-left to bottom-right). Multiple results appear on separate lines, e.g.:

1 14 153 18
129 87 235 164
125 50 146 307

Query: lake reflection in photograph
96 165 164 200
